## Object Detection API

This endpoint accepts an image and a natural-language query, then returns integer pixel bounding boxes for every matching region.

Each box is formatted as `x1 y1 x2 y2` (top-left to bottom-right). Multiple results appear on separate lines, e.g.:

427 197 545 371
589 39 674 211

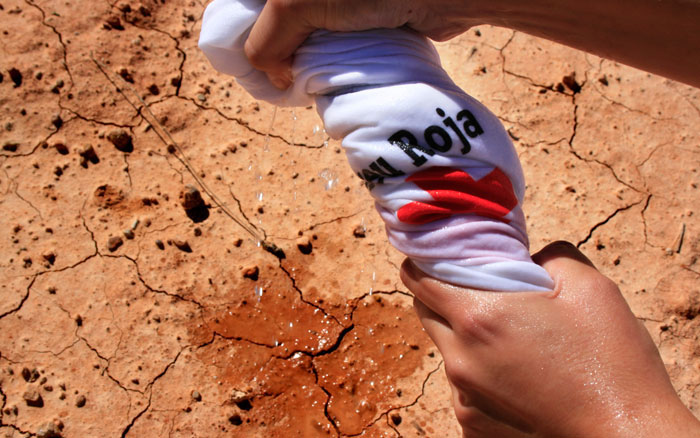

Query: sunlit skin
401 242 700 437
244 0 700 89
241 1 700 434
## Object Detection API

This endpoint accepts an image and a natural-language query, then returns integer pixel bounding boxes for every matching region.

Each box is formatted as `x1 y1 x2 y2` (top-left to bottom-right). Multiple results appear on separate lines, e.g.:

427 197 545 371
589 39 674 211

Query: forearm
464 0 700 88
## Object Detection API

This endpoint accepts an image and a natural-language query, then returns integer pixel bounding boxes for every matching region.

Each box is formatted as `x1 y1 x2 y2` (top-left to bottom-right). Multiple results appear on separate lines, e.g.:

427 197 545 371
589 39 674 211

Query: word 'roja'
357 107 485 189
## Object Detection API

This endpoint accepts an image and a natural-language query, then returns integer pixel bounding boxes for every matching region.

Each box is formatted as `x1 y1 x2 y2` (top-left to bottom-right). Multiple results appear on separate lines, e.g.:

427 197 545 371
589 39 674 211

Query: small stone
193 227 202 237
107 236 123 252
296 237 313 255
147 84 160 95
106 129 133 153
155 239 165 250
78 145 99 168
105 16 124 30
180 185 204 210
191 390 202 402
53 143 69 155
173 240 192 253
352 225 366 238
196 93 206 102
390 413 402 426
562 73 581 93
21 367 31 381
35 71 43 80
43 384 53 392
242 266 259 281
233 238 243 247
9 67 22 87
42 250 56 265
2 142 19 152
75 394 86 408
228 414 242 425
51 115 63 129
23 389 44 407
123 229 135 240
36 421 62 438
118 67 134 83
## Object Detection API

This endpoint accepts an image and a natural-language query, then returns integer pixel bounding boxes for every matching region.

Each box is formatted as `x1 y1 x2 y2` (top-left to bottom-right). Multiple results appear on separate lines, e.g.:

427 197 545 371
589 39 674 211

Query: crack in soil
577 197 646 247
179 95 328 149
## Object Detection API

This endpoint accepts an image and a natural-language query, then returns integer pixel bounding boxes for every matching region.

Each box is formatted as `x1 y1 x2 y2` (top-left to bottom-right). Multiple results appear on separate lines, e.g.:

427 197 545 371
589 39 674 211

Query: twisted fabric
200 0 553 291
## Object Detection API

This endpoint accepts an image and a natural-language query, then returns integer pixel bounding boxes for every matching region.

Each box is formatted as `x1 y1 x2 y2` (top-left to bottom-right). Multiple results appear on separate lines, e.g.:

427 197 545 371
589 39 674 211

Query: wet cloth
199 0 553 291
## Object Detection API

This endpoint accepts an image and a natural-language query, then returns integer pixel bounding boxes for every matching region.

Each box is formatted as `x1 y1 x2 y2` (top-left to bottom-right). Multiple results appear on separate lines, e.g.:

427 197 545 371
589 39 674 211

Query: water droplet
318 168 338 190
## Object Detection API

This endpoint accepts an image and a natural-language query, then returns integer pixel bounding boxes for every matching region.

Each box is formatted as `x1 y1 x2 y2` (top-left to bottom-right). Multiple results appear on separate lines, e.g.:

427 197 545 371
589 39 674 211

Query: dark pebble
191 390 202 402
296 237 312 255
107 129 133 153
155 239 165 250
75 394 86 408
51 115 63 129
180 185 204 210
2 142 19 152
173 240 192 253
78 145 99 168
9 68 22 87
107 236 123 252
23 389 44 407
53 143 69 155
242 266 259 281
352 225 366 238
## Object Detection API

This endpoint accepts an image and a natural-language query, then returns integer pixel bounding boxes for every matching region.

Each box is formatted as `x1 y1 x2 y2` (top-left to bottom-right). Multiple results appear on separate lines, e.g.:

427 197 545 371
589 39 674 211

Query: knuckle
444 357 474 389
451 307 500 345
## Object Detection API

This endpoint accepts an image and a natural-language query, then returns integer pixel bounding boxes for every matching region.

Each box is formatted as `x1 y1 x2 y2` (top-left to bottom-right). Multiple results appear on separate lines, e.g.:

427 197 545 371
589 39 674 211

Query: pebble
197 93 206 102
147 84 160 95
191 390 202 402
173 239 192 253
78 145 99 168
107 129 133 153
107 236 123 252
9 67 22 87
42 250 56 265
242 266 259 281
296 237 313 255
353 225 366 238
123 229 134 240
105 16 124 30
118 67 134 83
155 239 164 250
2 142 19 152
21 367 31 381
51 115 63 129
37 422 62 438
180 185 204 210
53 142 69 155
75 394 86 408
23 389 44 407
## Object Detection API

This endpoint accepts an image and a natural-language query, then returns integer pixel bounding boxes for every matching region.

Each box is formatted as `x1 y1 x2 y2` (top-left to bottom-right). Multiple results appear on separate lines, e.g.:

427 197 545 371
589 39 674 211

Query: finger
401 259 515 325
244 1 315 87
413 297 455 353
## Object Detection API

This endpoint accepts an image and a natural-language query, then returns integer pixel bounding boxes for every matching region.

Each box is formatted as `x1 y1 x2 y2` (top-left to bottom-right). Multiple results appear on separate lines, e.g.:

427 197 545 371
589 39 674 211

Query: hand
401 241 700 437
243 0 475 89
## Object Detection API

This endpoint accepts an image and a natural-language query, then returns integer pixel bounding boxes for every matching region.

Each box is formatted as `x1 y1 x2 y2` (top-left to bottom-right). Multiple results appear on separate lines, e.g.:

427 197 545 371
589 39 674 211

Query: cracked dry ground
1 1 700 438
